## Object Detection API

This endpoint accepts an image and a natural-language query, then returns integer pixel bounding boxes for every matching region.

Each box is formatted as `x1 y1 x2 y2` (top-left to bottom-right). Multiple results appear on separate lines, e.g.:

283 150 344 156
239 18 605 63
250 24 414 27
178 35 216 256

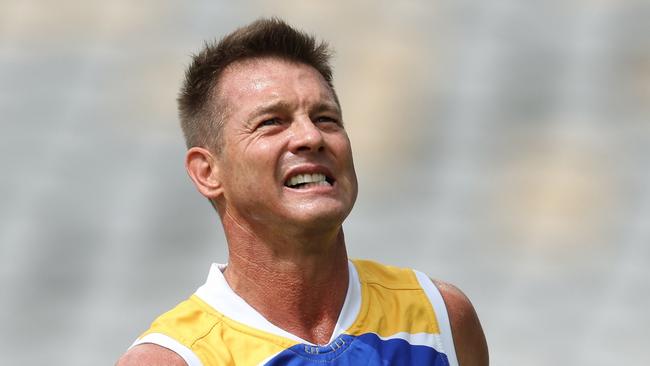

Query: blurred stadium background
1 0 649 365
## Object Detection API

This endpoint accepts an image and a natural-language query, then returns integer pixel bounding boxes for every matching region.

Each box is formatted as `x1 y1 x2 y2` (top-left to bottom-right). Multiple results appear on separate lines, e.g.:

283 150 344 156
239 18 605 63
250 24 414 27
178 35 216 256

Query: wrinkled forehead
212 57 338 117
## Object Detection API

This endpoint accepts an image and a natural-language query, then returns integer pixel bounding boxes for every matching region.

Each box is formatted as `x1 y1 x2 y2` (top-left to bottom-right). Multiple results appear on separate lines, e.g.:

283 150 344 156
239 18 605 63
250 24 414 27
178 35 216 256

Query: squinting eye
315 116 338 124
259 118 281 127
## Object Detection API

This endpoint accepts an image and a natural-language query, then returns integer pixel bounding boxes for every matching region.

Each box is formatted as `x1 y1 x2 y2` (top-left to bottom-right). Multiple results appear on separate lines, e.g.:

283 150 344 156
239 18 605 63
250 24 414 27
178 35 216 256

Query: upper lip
283 164 335 186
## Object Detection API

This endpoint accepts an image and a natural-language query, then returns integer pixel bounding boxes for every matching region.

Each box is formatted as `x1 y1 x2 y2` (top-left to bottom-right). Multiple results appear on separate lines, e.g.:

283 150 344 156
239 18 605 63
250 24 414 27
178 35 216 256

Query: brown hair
178 17 336 151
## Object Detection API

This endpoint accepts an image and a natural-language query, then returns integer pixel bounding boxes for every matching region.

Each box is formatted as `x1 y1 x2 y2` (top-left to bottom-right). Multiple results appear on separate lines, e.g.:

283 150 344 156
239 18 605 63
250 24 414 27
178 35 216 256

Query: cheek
236 139 282 181
333 136 358 188
253 139 277 156
330 135 355 164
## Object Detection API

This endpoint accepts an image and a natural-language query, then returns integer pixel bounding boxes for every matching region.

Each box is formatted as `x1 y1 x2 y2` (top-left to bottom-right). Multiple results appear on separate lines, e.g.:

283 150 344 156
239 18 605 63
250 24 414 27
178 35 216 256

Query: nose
288 115 325 154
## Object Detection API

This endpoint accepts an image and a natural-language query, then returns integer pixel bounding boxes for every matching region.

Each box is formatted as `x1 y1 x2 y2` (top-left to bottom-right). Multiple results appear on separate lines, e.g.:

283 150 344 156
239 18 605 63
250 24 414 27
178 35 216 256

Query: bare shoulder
431 279 489 366
115 343 187 366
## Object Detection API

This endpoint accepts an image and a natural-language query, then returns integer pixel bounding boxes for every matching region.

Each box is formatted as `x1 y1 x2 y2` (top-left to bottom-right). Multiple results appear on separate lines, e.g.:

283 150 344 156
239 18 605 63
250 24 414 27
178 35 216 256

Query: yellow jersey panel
132 259 458 366
349 259 441 337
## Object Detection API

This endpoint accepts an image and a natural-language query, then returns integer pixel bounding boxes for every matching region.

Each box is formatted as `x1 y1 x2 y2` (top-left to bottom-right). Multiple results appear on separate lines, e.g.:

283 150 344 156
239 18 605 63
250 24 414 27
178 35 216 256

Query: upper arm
116 343 188 366
433 279 489 366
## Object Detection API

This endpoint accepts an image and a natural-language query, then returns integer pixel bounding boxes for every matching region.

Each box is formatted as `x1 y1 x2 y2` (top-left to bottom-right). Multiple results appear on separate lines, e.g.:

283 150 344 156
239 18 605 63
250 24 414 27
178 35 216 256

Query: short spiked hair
177 18 336 151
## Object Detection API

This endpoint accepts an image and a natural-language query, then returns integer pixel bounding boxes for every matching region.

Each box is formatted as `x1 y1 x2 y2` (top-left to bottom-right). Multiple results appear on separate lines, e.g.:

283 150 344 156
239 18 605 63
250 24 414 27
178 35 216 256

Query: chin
286 205 351 230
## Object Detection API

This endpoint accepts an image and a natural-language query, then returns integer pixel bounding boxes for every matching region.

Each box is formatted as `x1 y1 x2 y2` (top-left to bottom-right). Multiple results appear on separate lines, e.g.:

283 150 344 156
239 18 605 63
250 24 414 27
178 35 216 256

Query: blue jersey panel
264 334 450 365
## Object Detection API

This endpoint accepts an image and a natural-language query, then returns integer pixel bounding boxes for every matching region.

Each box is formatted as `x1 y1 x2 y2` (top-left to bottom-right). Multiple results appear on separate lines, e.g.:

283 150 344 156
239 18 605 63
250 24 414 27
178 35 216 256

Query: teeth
286 173 328 187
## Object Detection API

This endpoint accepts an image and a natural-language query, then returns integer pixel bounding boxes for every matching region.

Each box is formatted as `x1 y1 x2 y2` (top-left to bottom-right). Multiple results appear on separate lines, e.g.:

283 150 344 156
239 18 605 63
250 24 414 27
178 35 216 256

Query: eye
314 116 339 124
258 117 282 128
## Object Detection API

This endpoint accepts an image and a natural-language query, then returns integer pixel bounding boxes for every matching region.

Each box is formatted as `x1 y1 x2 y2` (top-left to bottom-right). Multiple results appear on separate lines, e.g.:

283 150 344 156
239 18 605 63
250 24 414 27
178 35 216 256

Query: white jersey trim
414 270 459 366
130 332 203 366
331 260 361 339
194 261 361 346
377 331 445 352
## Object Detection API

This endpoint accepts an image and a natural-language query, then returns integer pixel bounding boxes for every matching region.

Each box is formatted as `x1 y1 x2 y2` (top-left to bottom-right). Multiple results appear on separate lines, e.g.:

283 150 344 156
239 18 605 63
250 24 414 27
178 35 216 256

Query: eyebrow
247 100 294 120
246 100 341 120
311 101 341 115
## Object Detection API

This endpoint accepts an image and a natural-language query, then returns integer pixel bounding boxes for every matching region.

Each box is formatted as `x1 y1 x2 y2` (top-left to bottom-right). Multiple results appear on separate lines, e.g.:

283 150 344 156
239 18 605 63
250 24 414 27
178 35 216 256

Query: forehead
214 57 336 117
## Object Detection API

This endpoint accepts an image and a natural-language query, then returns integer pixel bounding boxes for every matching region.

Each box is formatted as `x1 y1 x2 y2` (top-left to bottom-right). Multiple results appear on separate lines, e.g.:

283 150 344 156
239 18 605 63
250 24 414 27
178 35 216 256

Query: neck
221 213 350 345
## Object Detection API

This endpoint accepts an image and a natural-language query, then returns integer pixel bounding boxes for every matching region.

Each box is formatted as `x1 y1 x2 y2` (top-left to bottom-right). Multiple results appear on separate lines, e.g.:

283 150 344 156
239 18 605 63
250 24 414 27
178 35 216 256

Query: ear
185 147 223 200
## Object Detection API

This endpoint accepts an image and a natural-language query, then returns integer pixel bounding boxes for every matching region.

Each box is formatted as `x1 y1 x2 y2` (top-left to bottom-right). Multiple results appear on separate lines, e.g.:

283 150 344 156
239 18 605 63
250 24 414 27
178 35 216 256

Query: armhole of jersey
414 270 459 366
129 332 203 366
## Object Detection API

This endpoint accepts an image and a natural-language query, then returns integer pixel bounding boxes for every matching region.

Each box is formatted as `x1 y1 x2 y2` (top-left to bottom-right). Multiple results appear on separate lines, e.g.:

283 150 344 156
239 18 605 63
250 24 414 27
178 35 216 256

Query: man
117 18 488 366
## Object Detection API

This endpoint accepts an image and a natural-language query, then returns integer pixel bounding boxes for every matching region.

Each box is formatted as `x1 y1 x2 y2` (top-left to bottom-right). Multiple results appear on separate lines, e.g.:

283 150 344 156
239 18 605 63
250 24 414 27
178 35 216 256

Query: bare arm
115 343 187 366
433 280 489 366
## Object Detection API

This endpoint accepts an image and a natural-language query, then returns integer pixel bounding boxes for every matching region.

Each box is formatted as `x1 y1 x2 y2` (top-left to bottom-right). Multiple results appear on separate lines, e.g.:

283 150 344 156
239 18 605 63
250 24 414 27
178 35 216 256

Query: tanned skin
116 58 488 366
116 282 489 366
435 280 489 366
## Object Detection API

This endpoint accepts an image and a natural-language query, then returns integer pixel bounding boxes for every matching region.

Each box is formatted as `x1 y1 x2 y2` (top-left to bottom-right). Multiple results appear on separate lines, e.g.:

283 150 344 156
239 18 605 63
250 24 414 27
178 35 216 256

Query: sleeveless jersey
131 259 459 365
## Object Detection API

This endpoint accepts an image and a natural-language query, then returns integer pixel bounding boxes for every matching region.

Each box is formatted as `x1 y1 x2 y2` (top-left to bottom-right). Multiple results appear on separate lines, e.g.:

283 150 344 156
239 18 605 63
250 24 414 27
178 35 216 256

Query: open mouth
284 173 334 189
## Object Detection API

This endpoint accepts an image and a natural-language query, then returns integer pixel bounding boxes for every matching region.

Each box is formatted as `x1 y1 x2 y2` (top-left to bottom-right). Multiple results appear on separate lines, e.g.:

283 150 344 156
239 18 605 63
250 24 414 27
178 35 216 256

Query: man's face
213 57 358 232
